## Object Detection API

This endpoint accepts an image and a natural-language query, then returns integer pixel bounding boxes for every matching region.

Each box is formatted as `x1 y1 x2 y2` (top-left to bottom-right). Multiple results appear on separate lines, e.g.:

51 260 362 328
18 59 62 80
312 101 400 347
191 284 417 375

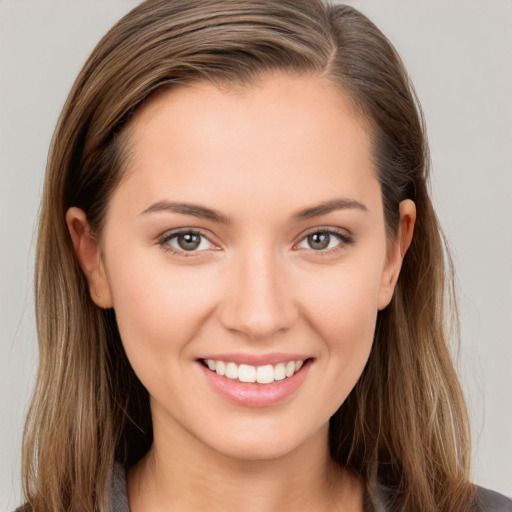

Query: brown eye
307 232 331 250
296 229 352 253
161 231 213 253
177 232 201 251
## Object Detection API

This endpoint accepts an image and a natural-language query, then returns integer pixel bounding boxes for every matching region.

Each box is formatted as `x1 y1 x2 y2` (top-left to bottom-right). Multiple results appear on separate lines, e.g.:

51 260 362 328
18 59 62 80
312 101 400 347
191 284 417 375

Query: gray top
109 464 130 512
109 463 512 512
476 490 512 512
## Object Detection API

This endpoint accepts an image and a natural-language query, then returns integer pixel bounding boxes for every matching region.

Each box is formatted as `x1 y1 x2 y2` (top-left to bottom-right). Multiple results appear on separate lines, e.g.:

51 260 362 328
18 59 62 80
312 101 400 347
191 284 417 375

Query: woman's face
71 73 411 461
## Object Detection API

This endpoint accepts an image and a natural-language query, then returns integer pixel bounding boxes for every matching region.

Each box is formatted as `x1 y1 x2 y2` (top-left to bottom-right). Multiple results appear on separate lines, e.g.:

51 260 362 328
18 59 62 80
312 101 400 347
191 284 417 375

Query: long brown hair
22 1 474 511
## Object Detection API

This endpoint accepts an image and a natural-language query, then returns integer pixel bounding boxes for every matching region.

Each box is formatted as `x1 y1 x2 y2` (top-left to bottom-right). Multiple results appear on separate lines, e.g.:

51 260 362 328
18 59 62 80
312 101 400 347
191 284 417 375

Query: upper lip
198 353 312 366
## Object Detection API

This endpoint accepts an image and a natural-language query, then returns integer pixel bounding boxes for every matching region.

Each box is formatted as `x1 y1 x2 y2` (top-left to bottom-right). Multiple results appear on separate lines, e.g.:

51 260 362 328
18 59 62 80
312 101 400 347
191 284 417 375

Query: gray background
1 1 511 509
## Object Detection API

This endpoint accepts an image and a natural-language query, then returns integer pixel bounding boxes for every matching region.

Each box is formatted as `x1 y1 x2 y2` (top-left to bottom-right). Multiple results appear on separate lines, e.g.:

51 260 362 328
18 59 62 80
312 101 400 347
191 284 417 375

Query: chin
210 437 303 462
196 418 328 462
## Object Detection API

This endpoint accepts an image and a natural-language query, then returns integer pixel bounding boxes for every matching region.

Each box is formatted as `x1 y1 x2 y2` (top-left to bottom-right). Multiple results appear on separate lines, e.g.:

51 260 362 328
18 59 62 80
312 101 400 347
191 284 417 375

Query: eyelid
155 225 353 257
293 226 354 253
157 227 220 256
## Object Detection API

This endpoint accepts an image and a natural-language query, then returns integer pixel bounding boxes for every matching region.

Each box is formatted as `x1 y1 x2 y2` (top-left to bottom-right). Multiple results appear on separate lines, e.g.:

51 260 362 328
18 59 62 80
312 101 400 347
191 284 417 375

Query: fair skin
67 73 415 512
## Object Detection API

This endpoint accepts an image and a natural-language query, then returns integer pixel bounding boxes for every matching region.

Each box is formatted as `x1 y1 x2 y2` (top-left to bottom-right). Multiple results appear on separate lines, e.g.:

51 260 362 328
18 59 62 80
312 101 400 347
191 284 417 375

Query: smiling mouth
199 358 310 385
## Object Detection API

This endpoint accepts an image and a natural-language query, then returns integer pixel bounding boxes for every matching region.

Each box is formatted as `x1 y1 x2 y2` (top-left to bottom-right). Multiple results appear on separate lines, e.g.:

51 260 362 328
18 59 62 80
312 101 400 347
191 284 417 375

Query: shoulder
12 464 130 512
366 480 512 512
475 486 512 512
108 462 130 512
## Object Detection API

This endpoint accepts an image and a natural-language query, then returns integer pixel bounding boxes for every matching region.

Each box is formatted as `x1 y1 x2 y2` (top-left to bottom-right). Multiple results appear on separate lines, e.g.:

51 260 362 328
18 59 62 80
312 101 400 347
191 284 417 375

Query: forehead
113 73 380 222
128 73 370 158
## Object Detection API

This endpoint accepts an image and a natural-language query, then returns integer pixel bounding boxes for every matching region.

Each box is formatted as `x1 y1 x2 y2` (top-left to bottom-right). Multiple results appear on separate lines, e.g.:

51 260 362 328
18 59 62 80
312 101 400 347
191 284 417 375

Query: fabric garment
109 464 130 512
109 463 512 512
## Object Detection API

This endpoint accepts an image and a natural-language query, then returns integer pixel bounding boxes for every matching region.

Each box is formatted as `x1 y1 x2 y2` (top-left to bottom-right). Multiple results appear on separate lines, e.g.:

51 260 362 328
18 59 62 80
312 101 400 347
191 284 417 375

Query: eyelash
157 227 354 257
157 228 218 257
294 228 354 256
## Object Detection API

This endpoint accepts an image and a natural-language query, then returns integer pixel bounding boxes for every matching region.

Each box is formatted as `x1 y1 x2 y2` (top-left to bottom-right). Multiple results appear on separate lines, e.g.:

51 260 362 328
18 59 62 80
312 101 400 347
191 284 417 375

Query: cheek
298 261 382 394
105 249 222 372
302 259 382 341
321 282 378 371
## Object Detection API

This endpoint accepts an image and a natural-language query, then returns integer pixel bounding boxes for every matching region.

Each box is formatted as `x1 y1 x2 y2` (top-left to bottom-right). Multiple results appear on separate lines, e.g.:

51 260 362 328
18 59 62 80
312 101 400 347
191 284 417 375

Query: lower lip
197 360 312 408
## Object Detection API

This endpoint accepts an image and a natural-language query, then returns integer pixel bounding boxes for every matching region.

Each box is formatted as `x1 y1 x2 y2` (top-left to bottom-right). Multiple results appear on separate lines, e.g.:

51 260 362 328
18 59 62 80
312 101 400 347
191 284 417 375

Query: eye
159 230 216 254
296 229 352 252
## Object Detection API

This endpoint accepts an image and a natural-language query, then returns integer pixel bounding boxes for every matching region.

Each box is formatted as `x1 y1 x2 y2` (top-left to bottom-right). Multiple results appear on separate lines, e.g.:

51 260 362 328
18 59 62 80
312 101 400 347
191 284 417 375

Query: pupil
178 233 201 251
308 232 330 250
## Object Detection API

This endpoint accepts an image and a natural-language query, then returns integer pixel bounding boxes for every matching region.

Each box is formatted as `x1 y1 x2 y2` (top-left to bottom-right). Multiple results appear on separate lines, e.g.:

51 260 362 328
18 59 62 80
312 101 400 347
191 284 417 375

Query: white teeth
216 361 226 376
256 365 274 384
238 364 256 383
205 358 307 384
274 363 286 381
225 362 238 379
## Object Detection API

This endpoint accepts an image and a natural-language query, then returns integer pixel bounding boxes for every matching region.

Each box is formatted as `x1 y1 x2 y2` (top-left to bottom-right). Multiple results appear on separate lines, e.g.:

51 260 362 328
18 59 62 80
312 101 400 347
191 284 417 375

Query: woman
17 1 512 511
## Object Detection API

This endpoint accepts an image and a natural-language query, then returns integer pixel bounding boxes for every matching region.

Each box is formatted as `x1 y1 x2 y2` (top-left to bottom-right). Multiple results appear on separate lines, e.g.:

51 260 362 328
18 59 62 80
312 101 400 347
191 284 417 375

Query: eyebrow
292 198 368 222
140 197 367 224
140 201 232 224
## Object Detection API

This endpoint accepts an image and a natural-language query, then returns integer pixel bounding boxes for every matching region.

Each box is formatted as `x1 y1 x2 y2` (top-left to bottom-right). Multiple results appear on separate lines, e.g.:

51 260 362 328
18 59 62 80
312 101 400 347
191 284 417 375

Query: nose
218 247 298 341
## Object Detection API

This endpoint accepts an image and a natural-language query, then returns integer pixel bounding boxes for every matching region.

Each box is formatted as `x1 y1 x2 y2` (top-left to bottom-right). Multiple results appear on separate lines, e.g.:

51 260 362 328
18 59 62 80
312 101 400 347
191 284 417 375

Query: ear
66 207 113 308
377 199 416 310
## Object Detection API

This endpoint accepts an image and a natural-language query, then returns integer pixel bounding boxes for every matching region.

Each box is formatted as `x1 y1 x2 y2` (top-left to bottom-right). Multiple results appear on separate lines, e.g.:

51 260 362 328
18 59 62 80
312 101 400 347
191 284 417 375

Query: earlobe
66 207 113 308
377 199 416 310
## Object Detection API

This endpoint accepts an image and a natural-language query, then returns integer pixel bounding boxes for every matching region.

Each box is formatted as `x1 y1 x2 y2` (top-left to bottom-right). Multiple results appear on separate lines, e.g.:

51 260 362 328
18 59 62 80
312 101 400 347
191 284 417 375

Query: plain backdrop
1 1 511 509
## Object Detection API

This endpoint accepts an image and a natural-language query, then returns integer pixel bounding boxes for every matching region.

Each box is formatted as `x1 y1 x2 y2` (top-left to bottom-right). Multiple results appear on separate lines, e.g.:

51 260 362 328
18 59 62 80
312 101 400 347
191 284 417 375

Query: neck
127 415 364 512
